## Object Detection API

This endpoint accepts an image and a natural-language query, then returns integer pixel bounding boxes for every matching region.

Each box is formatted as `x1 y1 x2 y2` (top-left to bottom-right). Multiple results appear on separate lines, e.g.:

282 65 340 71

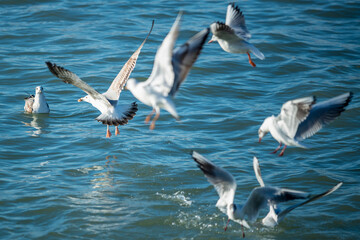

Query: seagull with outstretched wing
258 92 353 156
46 20 154 138
126 13 209 130
253 156 342 227
208 3 264 67
192 152 342 236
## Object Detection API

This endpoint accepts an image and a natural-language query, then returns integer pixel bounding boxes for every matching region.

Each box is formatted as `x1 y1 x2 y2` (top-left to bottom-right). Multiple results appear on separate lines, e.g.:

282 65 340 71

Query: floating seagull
191 151 342 237
24 86 50 113
126 13 209 130
208 3 264 67
258 92 353 156
46 20 154 138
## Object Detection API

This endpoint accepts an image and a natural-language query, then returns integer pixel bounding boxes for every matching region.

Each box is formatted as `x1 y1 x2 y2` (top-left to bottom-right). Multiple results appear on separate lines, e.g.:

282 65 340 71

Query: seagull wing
277 96 316 139
46 62 112 109
242 186 309 222
277 182 342 223
169 27 209 97
225 3 251 40
210 21 238 41
192 151 236 214
146 13 181 96
103 20 154 101
253 157 265 187
295 92 353 141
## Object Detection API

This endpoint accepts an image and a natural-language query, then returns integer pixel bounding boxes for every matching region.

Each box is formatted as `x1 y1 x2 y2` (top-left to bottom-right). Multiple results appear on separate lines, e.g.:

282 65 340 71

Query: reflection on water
22 113 50 137
77 155 118 189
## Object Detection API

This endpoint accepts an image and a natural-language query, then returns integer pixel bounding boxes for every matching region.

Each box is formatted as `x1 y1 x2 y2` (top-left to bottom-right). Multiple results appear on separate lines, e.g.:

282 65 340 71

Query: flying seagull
208 3 264 67
126 13 209 130
46 20 154 138
253 156 342 227
258 92 353 156
191 151 342 237
24 86 50 113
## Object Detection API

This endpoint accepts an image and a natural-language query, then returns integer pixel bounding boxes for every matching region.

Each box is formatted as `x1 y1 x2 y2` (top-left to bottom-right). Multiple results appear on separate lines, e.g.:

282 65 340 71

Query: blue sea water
0 0 359 239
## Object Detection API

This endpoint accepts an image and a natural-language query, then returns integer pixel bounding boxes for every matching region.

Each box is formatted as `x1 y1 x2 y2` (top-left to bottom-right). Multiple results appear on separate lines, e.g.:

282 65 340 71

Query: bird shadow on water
21 112 51 137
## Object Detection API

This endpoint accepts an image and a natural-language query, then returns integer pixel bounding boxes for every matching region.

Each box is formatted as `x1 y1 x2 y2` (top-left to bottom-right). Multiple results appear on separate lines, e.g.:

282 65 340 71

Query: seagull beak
259 138 262 143
78 98 83 102
208 39 213 44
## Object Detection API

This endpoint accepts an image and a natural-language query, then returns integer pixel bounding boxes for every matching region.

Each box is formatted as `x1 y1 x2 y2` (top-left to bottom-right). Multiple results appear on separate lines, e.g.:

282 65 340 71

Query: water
0 0 359 239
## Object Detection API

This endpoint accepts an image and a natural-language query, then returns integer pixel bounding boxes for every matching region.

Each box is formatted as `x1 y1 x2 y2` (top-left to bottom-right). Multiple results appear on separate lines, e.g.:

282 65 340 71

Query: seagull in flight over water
46 20 154 138
126 13 209 130
191 151 342 237
208 3 265 67
258 92 353 156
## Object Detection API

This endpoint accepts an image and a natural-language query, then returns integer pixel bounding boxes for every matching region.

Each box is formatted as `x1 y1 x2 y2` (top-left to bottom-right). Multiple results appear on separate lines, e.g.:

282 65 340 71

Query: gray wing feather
242 187 309 222
295 92 353 141
225 3 251 40
169 28 209 96
277 182 342 222
24 95 34 112
191 151 236 211
103 20 154 100
46 61 112 108
278 96 316 138
210 21 236 40
146 13 181 96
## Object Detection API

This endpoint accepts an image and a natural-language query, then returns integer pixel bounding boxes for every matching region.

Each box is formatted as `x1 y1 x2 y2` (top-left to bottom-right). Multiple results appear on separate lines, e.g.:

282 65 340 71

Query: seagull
208 3 264 67
191 151 342 237
252 156 342 227
24 86 50 113
258 92 353 156
126 13 209 130
46 20 154 138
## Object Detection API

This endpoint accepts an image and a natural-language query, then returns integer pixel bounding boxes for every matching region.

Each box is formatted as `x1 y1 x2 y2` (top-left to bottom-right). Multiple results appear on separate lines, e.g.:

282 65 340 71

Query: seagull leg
115 126 120 136
145 109 155 124
279 145 287 157
150 111 160 130
271 143 282 154
224 219 230 231
106 125 112 138
247 52 256 67
241 224 245 238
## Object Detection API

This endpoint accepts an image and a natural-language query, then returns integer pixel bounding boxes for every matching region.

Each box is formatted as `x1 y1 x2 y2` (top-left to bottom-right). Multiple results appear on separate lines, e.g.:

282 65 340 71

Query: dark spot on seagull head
35 86 43 94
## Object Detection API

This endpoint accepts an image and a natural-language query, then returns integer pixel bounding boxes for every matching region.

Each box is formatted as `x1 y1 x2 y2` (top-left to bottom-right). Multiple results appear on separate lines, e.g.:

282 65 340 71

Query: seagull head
208 34 217 44
35 86 44 94
208 23 219 43
258 117 272 142
78 95 91 103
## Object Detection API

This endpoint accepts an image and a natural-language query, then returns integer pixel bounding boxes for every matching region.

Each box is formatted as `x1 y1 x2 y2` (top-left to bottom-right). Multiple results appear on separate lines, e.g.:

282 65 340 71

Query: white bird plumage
46 20 154 138
191 151 342 235
126 13 209 130
258 92 353 156
24 86 50 114
208 3 264 67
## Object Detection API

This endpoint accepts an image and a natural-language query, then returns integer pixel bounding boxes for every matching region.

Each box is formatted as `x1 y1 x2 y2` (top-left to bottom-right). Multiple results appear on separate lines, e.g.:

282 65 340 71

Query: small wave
156 191 192 206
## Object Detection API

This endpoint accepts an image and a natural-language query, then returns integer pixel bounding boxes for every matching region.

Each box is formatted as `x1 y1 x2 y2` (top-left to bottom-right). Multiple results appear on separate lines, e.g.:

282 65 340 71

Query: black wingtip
343 92 353 108
45 61 59 78
229 2 243 15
